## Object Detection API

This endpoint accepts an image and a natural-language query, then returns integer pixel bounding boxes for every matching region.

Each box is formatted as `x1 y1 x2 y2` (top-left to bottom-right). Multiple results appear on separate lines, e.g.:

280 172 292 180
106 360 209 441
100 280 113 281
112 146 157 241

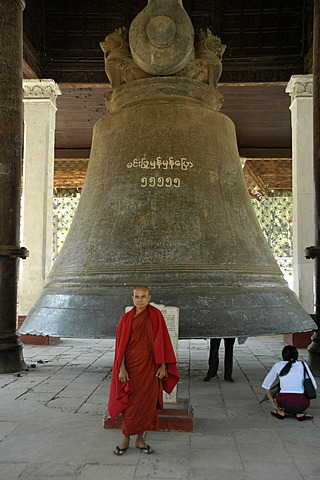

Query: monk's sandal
137 445 154 454
114 445 128 455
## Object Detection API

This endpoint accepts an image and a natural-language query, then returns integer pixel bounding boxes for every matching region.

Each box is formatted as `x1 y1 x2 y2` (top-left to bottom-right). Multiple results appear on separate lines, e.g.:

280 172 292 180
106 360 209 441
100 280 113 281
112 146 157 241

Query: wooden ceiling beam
239 148 291 159
55 149 91 159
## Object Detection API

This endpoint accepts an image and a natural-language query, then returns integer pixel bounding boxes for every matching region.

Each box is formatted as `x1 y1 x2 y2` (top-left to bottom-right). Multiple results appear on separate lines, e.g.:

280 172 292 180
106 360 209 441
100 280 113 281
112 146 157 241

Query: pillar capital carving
23 79 62 105
286 74 313 101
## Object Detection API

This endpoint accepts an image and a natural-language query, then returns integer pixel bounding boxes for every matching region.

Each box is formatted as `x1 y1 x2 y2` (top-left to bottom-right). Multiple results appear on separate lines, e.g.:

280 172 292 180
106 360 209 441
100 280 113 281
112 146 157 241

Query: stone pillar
286 75 314 312
0 0 27 373
307 0 320 373
18 80 61 316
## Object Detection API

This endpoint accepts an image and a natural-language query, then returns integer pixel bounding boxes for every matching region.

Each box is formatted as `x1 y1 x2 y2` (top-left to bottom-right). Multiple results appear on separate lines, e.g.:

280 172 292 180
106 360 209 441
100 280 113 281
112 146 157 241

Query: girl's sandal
296 413 313 421
271 410 285 420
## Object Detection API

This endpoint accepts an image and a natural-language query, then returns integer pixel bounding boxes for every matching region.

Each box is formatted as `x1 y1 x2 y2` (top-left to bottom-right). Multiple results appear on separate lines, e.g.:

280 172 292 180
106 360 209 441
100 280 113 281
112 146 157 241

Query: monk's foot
118 436 130 451
136 444 154 454
135 436 154 454
135 440 147 449
113 445 128 456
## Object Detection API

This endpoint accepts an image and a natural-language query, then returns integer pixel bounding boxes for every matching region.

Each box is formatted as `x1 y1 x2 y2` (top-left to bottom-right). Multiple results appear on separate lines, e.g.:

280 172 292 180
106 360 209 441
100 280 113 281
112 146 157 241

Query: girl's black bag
303 362 317 399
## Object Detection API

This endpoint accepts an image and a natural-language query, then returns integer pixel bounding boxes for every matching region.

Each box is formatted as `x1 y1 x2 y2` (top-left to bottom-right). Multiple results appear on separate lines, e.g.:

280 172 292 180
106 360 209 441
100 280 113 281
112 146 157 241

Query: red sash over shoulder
108 304 180 419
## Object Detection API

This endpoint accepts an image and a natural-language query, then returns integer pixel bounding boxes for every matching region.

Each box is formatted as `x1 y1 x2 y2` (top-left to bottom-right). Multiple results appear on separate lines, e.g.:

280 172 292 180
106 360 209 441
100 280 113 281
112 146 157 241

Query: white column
18 79 61 316
286 75 314 312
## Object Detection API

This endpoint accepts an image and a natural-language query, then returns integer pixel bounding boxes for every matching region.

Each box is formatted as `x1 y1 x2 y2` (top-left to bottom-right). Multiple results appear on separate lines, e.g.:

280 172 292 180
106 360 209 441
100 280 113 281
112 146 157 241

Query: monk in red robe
108 286 180 455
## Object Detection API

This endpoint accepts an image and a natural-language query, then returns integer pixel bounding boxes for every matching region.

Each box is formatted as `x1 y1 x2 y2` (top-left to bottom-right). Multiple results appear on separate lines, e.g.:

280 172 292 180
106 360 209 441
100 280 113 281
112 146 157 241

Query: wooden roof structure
23 0 314 198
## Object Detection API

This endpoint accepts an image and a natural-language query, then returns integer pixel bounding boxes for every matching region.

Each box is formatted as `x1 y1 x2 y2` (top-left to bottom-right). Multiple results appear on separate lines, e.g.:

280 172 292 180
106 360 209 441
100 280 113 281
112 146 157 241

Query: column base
283 332 313 348
103 398 194 432
0 340 28 374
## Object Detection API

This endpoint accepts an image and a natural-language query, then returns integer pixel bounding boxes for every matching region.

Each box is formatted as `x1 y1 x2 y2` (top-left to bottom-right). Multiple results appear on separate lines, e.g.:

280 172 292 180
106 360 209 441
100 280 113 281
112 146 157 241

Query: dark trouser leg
204 338 221 381
224 338 235 381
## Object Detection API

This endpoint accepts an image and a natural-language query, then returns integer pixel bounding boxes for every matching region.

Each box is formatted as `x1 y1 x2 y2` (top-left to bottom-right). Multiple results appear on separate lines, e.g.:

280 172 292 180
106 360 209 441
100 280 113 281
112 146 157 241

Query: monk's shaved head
132 285 149 295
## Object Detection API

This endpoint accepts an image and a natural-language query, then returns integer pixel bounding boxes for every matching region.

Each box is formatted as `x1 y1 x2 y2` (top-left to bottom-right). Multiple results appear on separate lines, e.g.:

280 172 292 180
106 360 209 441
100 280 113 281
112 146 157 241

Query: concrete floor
0 335 319 480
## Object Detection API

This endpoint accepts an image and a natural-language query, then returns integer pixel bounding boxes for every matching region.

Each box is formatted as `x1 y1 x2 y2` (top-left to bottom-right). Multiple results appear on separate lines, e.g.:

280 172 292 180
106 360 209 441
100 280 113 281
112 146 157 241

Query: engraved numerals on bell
141 177 181 188
127 155 193 188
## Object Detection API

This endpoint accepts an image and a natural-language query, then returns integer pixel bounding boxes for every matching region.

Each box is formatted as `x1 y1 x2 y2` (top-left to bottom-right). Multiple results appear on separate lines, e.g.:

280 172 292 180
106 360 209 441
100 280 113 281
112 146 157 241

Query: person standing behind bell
203 337 247 383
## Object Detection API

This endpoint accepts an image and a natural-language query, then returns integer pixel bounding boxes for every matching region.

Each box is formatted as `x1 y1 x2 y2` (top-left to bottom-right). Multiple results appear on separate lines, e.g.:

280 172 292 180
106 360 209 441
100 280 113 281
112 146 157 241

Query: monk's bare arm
156 363 167 379
119 355 129 383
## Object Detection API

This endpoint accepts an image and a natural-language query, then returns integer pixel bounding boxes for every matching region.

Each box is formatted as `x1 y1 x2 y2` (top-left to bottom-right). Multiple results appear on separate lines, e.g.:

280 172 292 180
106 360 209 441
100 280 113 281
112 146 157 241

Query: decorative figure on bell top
100 26 149 89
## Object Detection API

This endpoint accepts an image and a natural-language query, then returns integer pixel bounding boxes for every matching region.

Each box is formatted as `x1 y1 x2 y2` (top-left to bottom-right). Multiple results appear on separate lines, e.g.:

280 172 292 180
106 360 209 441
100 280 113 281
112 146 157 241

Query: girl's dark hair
279 345 299 376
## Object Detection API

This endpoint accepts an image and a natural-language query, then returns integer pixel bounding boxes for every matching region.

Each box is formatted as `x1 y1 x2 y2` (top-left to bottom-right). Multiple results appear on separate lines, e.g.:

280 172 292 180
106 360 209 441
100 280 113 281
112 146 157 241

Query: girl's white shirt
262 360 317 393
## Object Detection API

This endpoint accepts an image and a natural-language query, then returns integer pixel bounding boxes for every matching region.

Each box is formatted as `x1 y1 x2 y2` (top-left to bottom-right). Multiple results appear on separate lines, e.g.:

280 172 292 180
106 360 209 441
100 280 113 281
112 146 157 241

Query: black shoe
224 377 234 382
203 373 218 382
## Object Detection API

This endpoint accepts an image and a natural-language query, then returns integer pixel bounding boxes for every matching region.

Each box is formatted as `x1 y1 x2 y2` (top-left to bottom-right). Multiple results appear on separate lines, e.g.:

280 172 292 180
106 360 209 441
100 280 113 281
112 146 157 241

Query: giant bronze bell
21 0 316 338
